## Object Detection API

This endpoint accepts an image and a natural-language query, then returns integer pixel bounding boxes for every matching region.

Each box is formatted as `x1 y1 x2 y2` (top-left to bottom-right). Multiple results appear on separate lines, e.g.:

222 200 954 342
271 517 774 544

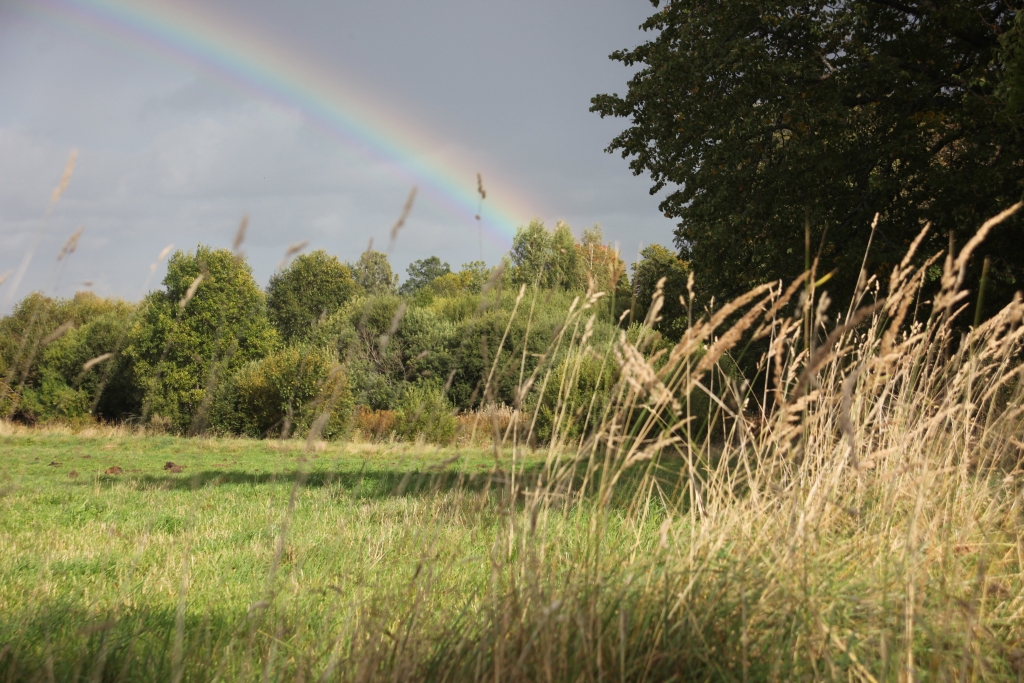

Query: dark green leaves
594 0 1024 315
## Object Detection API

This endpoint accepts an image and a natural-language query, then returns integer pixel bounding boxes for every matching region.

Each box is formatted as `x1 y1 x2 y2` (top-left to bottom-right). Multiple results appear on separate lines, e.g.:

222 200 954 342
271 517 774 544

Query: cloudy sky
0 0 675 309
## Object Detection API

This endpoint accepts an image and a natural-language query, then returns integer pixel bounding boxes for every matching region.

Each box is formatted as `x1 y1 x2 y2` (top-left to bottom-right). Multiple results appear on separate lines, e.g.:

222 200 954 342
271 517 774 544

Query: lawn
0 426 651 682
4 408 1024 683
0 429 497 675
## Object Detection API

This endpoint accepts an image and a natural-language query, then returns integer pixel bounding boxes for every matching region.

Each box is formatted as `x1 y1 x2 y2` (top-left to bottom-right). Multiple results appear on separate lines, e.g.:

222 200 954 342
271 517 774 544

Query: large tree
125 246 278 431
399 256 451 295
593 0 1024 316
267 250 357 342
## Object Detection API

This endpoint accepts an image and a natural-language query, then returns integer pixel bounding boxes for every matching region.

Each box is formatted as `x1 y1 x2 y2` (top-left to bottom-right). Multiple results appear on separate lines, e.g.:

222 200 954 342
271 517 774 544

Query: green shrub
529 349 614 445
619 323 742 441
214 345 353 440
123 246 278 432
0 292 137 423
16 370 91 425
394 382 457 444
267 250 357 343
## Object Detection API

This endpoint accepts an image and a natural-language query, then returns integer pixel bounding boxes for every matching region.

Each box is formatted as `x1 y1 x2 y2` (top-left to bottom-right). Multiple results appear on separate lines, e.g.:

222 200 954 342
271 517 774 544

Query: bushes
354 407 396 440
529 349 615 445
394 382 457 444
267 250 357 342
0 293 137 424
0 228 682 444
214 345 353 440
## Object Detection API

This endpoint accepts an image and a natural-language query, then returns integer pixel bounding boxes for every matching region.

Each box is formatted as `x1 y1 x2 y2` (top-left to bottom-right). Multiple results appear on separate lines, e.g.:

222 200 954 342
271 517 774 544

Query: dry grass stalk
5 205 1024 682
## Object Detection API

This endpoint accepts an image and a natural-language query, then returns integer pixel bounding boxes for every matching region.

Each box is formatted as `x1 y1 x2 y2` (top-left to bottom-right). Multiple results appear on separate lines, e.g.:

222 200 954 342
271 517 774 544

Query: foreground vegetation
2 206 1024 681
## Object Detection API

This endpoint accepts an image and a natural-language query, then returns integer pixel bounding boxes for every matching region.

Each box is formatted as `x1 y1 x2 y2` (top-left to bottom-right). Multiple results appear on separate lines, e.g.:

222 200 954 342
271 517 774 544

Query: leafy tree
428 262 492 298
457 261 491 293
631 244 691 335
549 221 586 290
350 250 398 295
593 0 1024 315
125 246 277 432
999 11 1024 125
212 344 352 440
267 250 357 342
0 292 137 422
576 225 632 319
400 256 451 295
509 220 552 286
509 220 585 290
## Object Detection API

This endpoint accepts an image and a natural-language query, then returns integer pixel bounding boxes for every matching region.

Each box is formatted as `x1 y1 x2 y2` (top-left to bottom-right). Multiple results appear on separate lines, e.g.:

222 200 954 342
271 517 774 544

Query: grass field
0 427 597 681
5 216 1024 681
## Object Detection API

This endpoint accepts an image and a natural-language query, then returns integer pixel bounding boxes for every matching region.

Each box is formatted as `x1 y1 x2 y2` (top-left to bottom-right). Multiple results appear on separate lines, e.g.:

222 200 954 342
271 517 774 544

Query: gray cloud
0 0 676 310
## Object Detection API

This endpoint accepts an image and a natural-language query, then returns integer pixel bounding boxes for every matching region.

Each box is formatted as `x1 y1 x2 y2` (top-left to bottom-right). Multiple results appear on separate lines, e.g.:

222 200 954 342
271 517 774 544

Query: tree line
0 221 698 442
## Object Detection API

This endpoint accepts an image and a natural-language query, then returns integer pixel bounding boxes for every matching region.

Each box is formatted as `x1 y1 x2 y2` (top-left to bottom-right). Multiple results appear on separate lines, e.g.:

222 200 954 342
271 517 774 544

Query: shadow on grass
79 462 548 496
73 455 688 508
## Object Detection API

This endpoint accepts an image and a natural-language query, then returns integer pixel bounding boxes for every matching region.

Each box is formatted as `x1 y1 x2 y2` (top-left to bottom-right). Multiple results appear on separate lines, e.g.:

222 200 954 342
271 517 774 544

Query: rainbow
24 0 538 247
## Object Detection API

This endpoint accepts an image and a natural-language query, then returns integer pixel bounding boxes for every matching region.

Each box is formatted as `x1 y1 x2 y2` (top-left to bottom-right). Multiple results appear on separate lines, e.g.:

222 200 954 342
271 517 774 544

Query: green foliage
508 220 550 286
0 292 137 423
999 11 1024 125
308 284 619 427
593 0 1024 315
400 256 451 295
576 225 632 322
455 261 490 293
394 382 457 444
213 345 353 440
124 246 278 432
529 350 614 445
267 250 357 342
631 245 691 338
313 294 408 410
350 250 398 295
0 229 638 443
509 220 586 290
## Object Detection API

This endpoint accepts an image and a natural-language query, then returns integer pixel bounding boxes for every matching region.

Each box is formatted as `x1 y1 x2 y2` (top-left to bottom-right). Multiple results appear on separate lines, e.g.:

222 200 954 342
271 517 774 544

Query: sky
0 0 675 308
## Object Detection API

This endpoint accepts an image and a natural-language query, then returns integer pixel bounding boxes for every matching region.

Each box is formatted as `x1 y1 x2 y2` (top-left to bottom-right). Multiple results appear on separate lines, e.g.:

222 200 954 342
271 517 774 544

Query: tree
399 256 451 295
631 244 691 335
576 225 631 315
999 11 1024 125
509 220 552 287
456 261 491 293
267 250 357 342
593 0 1024 316
350 250 398 295
509 220 585 290
125 246 277 431
429 262 491 297
0 292 138 422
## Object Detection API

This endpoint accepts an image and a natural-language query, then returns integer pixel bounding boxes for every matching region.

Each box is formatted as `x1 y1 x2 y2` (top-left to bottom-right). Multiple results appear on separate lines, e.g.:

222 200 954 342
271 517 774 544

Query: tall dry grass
369 205 1024 680
3 204 1024 681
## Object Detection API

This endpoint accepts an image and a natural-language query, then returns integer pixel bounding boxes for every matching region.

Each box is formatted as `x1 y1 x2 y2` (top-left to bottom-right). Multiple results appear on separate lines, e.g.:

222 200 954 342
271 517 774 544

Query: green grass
0 429 646 682
5 212 1024 681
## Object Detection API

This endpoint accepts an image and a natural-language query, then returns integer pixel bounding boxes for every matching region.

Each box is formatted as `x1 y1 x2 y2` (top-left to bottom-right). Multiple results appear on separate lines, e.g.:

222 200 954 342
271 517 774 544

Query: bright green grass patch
0 431 623 681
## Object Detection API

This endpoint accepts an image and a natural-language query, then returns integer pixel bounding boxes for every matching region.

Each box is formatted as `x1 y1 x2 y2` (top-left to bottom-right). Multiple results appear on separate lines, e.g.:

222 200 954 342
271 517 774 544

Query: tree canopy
124 246 277 431
400 256 451 295
267 250 357 342
593 0 1024 315
350 250 399 295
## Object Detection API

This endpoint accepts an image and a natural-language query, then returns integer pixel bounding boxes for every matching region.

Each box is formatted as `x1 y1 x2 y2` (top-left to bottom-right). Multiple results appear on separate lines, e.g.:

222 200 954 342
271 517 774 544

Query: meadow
2 208 1024 682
